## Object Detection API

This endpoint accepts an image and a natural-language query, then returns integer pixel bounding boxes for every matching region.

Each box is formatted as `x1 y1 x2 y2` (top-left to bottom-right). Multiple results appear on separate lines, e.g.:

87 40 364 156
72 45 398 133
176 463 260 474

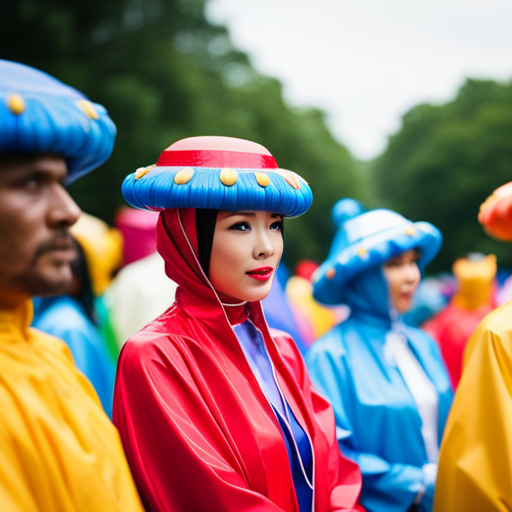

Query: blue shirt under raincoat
32 296 116 418
305 198 453 512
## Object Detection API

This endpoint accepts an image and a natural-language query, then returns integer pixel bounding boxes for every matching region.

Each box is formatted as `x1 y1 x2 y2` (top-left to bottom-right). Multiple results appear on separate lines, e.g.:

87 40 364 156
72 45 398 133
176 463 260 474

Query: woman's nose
255 233 274 259
405 263 420 282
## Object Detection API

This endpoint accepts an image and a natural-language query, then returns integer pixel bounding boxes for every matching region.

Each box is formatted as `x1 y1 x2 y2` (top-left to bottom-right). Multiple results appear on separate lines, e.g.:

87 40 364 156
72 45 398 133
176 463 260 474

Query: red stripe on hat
156 149 278 169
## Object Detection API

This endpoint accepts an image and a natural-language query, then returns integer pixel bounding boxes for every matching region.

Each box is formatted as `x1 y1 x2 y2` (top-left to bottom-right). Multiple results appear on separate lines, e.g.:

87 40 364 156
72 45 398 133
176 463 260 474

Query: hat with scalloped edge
478 181 512 241
0 59 116 183
312 198 442 306
121 136 313 218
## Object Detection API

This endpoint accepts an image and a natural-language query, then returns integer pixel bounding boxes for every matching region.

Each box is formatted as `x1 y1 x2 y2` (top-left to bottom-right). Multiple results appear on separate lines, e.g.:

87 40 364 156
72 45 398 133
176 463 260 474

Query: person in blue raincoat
305 199 453 512
32 236 117 418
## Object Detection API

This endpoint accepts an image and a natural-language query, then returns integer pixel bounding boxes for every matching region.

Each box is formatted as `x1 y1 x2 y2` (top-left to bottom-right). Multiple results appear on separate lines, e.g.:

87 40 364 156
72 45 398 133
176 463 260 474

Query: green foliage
373 79 512 272
1 0 360 269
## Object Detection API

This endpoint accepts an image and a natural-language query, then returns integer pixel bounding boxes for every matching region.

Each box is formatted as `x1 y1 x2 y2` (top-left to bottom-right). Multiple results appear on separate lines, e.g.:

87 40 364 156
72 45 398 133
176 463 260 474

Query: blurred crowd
3 58 512 512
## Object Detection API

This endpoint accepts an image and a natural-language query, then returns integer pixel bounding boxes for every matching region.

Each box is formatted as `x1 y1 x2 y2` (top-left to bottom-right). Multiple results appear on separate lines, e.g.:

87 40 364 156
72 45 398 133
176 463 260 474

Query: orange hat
478 181 512 241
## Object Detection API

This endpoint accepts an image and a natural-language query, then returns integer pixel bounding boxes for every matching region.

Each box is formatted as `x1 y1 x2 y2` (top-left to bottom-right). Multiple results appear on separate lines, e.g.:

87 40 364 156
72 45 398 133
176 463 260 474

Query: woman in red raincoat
113 136 364 512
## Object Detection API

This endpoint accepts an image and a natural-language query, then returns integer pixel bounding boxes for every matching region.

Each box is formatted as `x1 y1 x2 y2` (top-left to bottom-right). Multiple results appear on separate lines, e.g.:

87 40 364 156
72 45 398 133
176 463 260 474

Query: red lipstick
246 266 274 281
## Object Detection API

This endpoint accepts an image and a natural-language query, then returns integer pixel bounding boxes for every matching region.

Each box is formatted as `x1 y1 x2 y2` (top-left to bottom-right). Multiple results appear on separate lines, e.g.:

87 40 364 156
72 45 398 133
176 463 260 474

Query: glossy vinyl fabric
113 207 364 512
306 265 453 512
0 301 144 511
434 301 512 512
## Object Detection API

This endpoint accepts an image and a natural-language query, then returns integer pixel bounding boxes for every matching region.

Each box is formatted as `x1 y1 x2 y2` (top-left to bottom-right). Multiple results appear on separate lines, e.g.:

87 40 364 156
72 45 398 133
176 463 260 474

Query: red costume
422 254 496 388
113 208 363 512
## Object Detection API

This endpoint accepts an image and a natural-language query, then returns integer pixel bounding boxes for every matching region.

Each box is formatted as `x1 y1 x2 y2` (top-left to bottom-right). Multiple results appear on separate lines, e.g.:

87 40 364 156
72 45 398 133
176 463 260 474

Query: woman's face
382 249 421 313
209 210 284 304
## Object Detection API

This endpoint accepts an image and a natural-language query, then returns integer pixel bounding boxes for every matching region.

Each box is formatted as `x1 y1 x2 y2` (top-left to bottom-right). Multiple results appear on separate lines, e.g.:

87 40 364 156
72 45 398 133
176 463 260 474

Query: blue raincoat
32 296 116 418
306 199 453 512
306 264 453 512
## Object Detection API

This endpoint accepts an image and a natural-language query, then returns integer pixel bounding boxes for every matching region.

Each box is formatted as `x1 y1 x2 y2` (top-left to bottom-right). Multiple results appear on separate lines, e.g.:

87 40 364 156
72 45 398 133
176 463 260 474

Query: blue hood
343 265 392 323
313 199 442 307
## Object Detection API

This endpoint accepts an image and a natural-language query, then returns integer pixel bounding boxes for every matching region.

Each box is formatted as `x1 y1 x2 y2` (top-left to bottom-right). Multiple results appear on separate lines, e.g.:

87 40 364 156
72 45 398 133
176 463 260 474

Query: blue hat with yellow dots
312 198 442 306
121 136 313 218
0 59 116 182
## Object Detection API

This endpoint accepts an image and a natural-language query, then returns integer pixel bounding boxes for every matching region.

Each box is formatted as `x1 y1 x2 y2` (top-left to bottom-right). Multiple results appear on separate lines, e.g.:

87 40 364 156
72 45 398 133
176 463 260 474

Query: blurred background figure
71 212 124 297
422 253 497 389
32 236 117 418
32 212 123 417
261 264 310 355
285 259 348 348
115 206 159 266
306 199 453 512
435 181 512 512
401 277 448 329
103 207 177 352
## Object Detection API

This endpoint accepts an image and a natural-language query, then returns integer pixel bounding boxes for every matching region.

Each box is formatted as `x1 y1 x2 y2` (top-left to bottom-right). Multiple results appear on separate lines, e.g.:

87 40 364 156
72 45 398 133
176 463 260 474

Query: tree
373 79 512 271
1 0 361 269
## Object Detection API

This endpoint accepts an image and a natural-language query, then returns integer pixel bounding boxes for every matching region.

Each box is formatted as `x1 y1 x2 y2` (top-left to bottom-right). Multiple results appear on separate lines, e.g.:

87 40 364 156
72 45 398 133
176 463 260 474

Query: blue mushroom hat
121 136 313 218
0 59 116 182
312 198 442 306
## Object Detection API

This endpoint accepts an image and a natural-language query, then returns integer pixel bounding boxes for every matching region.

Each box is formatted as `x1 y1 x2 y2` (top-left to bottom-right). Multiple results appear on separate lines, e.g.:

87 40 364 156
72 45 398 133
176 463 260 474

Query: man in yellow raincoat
434 182 512 511
0 59 144 511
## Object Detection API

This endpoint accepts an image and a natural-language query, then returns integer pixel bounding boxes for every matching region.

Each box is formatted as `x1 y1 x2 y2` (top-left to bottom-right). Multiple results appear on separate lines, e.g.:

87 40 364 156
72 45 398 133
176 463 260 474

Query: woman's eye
270 220 283 231
229 221 251 231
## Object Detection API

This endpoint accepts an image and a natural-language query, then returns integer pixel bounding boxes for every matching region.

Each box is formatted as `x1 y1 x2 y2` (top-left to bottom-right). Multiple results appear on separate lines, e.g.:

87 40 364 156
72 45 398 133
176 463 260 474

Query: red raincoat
113 208 363 512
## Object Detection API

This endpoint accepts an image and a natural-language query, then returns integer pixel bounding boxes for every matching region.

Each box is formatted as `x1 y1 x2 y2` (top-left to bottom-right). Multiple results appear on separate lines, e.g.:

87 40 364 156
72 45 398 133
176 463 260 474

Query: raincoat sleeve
434 304 512 512
114 334 297 512
271 329 365 512
306 339 427 512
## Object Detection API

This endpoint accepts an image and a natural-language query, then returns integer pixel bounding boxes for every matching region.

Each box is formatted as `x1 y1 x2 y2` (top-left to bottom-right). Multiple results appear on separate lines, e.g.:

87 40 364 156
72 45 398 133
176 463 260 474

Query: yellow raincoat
434 300 512 511
0 301 144 512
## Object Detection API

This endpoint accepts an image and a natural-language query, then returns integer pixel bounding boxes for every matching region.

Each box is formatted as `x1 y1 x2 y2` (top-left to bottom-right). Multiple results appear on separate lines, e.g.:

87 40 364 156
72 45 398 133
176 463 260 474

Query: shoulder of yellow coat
463 300 512 367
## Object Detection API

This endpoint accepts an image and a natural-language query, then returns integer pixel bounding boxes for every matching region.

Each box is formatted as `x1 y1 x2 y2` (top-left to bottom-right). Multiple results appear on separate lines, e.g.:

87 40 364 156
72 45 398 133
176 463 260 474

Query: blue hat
0 59 116 182
121 136 313 218
312 198 442 305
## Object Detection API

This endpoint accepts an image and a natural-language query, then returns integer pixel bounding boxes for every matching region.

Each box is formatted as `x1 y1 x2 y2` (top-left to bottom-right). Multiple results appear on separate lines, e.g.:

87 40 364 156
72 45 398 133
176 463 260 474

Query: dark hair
195 209 219 277
70 237 97 325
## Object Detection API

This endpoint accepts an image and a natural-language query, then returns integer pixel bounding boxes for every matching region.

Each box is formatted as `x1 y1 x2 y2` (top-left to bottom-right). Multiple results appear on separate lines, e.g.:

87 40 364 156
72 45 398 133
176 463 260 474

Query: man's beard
13 231 76 298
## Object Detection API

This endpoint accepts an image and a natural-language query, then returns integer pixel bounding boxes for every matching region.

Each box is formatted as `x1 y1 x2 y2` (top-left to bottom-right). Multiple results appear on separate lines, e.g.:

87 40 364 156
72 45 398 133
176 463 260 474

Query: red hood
157 208 210 299
157 208 266 328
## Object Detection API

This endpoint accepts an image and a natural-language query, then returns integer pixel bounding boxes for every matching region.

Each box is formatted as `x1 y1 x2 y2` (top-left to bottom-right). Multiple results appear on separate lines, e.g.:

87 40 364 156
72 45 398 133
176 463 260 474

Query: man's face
0 155 81 308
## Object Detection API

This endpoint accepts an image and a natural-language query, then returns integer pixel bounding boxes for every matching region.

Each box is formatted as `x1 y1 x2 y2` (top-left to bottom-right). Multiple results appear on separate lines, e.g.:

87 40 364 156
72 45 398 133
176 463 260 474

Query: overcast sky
206 0 512 160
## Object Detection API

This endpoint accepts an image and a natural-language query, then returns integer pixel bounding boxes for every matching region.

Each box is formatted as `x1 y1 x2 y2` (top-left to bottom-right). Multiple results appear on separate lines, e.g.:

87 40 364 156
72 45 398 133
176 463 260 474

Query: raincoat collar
0 300 33 343
157 208 276 350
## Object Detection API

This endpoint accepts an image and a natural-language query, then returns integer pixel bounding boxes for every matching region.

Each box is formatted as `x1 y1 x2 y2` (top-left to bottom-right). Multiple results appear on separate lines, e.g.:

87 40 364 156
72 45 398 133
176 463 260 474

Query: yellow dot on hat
220 168 238 186
405 227 416 236
77 99 99 120
7 94 25 115
358 247 367 258
134 165 154 180
174 168 194 185
326 268 336 279
254 172 270 187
